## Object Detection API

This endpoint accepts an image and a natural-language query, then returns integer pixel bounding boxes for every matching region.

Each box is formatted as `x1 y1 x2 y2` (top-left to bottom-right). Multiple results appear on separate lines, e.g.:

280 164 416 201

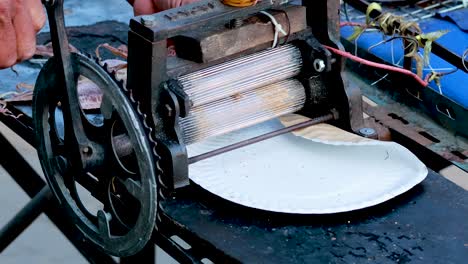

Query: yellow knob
222 0 258 7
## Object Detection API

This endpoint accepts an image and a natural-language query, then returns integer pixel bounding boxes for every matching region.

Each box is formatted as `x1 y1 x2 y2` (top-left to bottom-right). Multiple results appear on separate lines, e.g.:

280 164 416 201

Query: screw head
313 59 326 72
82 146 91 154
358 127 376 137
141 15 157 27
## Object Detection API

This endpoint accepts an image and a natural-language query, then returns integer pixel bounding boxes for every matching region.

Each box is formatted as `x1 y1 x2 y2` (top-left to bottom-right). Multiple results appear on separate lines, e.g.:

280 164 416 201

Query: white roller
178 44 302 108
180 79 306 144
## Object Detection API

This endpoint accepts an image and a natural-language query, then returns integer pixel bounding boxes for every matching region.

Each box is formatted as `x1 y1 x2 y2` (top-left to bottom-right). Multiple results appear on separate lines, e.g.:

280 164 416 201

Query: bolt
141 15 157 27
358 127 376 138
313 59 326 72
82 146 91 154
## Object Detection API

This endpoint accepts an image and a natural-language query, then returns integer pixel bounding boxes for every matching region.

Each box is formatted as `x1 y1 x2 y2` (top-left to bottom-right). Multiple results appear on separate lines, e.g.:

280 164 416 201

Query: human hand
0 0 46 68
131 0 201 15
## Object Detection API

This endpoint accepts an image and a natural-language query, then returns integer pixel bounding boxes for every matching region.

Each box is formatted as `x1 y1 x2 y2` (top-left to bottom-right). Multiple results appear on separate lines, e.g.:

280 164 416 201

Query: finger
133 0 157 15
181 0 201 5
154 0 201 11
26 0 46 32
152 0 171 11
12 0 37 61
0 0 18 68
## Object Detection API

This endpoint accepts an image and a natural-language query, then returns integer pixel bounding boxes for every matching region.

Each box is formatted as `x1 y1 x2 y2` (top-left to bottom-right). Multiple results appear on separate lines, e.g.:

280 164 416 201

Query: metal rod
113 134 134 158
0 186 52 252
188 113 335 164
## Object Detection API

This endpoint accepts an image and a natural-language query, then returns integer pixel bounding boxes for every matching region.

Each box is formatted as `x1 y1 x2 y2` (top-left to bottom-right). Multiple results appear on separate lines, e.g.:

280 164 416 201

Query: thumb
27 0 46 32
133 0 157 15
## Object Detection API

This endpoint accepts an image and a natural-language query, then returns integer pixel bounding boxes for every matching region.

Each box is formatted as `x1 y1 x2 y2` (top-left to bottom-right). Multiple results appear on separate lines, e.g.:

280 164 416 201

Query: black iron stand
0 186 52 252
0 131 154 264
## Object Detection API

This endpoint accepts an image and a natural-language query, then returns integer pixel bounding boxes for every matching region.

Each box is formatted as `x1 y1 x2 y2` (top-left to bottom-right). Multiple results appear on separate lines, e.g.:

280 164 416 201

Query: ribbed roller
180 79 306 144
178 44 302 107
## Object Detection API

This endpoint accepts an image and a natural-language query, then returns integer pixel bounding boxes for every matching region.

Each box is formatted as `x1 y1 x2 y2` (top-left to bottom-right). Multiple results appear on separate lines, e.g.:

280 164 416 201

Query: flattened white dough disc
187 116 428 214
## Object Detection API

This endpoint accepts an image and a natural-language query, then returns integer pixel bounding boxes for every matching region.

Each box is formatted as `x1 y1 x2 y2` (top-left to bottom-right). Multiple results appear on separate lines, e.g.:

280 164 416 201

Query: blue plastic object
436 8 468 32
341 13 468 108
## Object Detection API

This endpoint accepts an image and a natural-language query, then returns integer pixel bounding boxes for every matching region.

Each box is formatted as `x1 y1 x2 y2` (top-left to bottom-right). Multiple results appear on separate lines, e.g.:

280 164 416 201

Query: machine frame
0 0 467 262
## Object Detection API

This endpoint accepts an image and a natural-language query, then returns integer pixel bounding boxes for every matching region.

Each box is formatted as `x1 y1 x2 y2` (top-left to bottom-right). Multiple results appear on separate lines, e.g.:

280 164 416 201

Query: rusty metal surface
363 117 392 141
363 103 434 147
327 0 342 42
173 5 308 63
346 70 468 172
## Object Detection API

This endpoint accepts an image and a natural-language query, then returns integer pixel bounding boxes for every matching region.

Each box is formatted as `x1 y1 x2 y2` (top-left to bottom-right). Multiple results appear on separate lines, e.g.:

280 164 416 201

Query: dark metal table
161 170 468 263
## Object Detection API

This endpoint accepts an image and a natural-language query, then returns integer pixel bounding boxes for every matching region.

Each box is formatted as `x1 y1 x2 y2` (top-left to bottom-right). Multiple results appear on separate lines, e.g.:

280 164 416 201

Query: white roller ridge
178 44 304 144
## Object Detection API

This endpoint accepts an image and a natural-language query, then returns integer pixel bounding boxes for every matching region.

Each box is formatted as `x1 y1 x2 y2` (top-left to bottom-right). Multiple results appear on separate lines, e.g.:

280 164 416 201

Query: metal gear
33 53 157 257
99 59 171 232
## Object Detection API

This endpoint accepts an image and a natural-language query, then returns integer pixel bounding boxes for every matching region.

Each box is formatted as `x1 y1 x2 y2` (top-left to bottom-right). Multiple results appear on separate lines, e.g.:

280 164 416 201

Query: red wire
323 45 429 87
340 21 367 27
